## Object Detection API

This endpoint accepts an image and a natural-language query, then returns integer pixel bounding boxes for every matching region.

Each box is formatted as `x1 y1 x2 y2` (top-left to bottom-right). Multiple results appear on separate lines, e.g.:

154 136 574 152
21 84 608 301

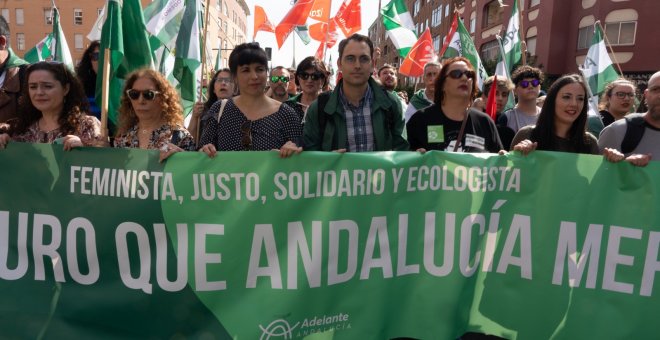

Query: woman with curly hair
0 61 101 150
113 68 195 161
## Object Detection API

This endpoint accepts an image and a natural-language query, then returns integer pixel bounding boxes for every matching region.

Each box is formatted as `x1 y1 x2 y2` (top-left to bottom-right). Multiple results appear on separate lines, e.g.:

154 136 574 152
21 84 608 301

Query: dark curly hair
433 57 479 105
76 40 100 97
511 65 544 86
11 62 89 136
117 68 183 136
531 74 591 153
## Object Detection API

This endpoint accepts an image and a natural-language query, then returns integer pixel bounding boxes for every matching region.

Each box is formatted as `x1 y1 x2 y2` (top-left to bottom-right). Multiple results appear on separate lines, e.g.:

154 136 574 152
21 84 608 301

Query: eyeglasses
614 92 635 99
519 79 541 88
270 76 290 83
298 72 325 81
91 52 99 61
126 89 160 101
241 120 252 150
215 77 233 84
447 69 476 79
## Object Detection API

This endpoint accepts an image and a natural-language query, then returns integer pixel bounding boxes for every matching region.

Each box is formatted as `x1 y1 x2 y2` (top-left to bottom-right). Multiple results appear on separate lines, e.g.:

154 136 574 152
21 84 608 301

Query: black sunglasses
447 69 476 79
241 120 252 150
91 52 99 61
126 89 160 101
298 72 325 81
519 79 540 88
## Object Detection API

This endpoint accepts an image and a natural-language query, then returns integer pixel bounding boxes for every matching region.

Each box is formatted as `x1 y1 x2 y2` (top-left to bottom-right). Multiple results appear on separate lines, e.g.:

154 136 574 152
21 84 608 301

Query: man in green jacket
0 16 29 128
303 34 408 152
404 61 441 123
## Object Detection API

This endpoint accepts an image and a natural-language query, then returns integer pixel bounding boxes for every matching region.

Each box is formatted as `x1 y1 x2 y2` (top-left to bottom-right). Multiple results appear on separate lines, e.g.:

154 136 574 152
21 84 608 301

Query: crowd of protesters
0 14 657 169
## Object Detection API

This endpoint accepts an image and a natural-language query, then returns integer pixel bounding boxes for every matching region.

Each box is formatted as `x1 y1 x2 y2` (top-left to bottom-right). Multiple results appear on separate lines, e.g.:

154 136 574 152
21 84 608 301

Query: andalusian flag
294 25 312 45
580 23 619 95
456 17 488 90
24 34 53 63
96 0 154 124
144 0 185 48
495 0 522 77
381 0 417 57
51 8 74 69
173 0 202 110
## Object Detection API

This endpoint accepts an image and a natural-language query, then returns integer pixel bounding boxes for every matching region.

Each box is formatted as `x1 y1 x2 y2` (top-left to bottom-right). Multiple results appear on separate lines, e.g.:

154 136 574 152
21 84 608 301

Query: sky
243 0 382 71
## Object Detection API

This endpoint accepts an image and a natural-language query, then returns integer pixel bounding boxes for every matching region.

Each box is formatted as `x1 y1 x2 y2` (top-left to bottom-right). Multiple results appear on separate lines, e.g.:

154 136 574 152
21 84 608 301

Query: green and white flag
456 17 488 90
580 23 619 95
495 35 516 111
294 25 312 45
87 4 106 41
95 0 154 125
381 0 417 57
144 0 185 49
23 34 53 63
173 0 202 113
440 13 460 59
51 8 74 69
495 0 522 77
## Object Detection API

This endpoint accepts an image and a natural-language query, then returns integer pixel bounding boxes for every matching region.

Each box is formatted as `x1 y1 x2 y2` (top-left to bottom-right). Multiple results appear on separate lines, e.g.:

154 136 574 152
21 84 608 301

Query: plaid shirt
339 84 374 152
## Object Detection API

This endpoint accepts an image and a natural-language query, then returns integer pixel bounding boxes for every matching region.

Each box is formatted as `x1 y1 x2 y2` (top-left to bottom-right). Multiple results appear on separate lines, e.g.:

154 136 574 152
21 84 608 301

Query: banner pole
100 48 111 139
198 0 212 102
517 0 527 65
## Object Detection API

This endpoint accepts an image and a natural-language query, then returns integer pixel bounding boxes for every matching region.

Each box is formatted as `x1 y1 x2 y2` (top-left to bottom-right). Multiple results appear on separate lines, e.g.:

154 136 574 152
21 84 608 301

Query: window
445 4 450 17
480 39 499 62
217 0 221 12
16 33 25 50
530 0 540 7
74 9 83 25
432 7 442 27
577 26 594 49
383 45 388 56
413 0 420 16
605 21 636 46
75 34 83 50
483 1 502 27
43 8 52 25
470 16 476 33
526 36 537 56
223 3 228 16
223 20 227 34
219 18 223 32
15 9 24 25
433 35 440 52
1 9 9 23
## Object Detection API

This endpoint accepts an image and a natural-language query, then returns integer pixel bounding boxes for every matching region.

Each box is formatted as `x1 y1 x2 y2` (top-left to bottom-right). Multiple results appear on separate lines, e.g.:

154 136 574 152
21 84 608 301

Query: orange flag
309 20 339 48
485 75 498 120
253 6 275 40
399 28 436 77
315 41 325 60
275 0 316 48
333 0 361 37
309 0 331 23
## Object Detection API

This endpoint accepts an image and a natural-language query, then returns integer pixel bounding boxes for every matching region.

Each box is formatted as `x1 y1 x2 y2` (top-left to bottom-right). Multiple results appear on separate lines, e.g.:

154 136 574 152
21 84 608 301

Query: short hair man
499 65 544 133
269 66 291 102
0 16 29 129
303 34 408 152
599 71 660 164
405 61 441 123
378 64 407 114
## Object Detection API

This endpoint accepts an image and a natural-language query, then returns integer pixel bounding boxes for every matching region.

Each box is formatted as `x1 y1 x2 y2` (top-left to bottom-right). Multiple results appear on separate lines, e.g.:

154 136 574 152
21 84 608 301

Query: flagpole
517 0 527 65
198 0 212 102
100 48 111 138
596 21 624 76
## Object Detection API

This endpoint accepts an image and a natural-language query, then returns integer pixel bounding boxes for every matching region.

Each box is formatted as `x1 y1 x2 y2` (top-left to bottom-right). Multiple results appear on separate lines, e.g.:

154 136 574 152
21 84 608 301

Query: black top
199 98 302 151
599 110 615 128
406 104 503 153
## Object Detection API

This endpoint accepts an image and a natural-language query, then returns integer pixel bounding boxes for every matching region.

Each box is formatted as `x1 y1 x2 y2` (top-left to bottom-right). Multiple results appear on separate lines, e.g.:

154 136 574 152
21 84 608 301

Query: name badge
427 125 444 143
464 134 486 150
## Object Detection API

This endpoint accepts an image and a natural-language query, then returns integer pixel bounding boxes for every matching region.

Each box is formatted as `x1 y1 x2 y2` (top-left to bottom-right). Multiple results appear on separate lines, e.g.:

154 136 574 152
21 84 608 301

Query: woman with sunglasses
198 42 302 158
76 41 101 121
113 69 195 162
188 68 235 143
406 57 503 153
0 61 101 150
499 65 544 135
511 74 599 155
285 56 329 122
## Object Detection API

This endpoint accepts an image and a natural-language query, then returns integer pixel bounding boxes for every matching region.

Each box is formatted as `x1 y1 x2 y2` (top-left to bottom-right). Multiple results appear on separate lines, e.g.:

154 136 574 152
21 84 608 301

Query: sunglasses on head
126 89 160 101
270 75 289 83
299 72 325 81
519 79 540 88
241 120 252 150
447 69 475 79
91 52 99 61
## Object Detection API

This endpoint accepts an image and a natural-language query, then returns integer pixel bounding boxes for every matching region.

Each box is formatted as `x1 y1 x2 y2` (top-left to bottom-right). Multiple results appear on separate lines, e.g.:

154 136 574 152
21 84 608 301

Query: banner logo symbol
259 319 300 339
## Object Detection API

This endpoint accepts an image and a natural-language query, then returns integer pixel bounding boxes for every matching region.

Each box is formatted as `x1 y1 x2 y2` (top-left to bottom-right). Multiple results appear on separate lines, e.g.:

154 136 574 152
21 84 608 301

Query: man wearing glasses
0 16 29 129
303 34 408 152
268 66 291 102
499 65 545 134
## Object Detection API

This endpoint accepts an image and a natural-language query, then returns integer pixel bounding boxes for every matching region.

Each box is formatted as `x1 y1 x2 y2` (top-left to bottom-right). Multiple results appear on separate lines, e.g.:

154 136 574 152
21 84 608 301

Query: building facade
370 0 659 90
0 0 248 70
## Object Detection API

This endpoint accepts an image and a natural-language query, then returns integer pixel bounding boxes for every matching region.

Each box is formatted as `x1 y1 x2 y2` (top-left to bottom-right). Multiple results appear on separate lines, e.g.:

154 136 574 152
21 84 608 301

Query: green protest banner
0 143 658 339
